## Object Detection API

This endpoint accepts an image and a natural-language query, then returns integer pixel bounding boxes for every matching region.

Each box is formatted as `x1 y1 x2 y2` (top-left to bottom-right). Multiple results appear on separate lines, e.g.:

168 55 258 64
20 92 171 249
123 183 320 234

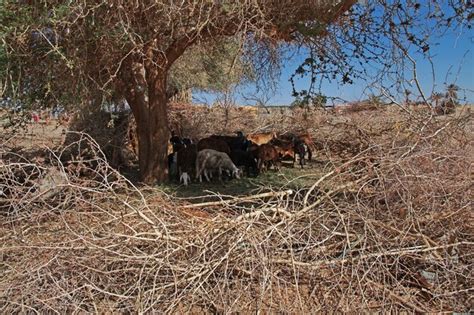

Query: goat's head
232 165 241 179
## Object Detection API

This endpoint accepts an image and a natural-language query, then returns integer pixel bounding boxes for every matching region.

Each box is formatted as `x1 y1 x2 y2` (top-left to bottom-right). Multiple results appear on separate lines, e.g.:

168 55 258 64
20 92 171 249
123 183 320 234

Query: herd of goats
167 131 314 185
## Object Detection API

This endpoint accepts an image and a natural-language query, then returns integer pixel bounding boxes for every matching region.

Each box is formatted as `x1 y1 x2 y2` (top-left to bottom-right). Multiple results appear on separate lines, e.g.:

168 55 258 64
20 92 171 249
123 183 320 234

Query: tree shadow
158 162 325 204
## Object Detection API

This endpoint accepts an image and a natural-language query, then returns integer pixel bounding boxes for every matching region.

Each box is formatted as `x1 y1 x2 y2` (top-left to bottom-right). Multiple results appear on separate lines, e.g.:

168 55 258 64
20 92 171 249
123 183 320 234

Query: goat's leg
197 156 210 182
274 160 281 171
196 159 202 181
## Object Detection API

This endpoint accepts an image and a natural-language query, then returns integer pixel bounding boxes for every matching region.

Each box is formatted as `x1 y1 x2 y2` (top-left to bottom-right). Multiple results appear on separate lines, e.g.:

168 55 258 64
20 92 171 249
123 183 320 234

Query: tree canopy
1 0 470 183
1 1 354 104
1 0 357 183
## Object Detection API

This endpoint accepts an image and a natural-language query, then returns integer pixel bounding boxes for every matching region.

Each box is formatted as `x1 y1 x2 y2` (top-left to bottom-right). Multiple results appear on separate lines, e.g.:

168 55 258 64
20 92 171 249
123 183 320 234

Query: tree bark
121 38 200 184
123 61 170 185
140 73 170 184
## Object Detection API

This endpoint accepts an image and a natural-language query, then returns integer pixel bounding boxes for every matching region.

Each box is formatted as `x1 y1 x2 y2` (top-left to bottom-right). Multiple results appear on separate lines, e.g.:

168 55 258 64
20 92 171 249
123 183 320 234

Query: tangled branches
1 110 473 313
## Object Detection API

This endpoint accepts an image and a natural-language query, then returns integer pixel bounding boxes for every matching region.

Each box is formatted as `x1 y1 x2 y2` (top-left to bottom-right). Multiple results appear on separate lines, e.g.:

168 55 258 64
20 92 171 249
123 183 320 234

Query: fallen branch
182 189 294 208
271 242 473 269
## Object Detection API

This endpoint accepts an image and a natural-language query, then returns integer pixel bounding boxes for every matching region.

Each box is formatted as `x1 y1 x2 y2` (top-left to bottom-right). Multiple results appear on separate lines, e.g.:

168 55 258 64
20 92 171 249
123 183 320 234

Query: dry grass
0 105 473 313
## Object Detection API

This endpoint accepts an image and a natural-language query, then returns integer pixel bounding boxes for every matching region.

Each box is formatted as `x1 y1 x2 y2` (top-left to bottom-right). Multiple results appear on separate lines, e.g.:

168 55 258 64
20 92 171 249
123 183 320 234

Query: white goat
179 172 191 186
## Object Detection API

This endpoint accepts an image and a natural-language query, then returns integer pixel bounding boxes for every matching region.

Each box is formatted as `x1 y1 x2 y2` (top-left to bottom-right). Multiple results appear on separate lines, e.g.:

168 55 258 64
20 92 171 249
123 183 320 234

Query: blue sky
195 23 473 106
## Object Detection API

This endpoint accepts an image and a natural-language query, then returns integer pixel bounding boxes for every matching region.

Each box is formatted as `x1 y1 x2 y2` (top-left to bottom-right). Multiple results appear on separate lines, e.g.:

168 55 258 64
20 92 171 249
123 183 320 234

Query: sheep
195 149 241 182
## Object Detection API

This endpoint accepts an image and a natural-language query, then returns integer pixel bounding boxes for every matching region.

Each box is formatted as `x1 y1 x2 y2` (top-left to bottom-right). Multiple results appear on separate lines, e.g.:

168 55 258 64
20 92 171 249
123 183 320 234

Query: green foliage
367 94 383 106
291 92 327 108
0 2 33 31
0 1 252 108
295 22 327 37
169 38 252 95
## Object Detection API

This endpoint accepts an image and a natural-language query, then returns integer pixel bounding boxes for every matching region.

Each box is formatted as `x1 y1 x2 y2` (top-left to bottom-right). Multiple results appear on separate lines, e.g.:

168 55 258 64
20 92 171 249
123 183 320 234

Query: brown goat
278 132 315 161
246 132 276 145
257 143 280 172
197 137 231 155
270 138 295 160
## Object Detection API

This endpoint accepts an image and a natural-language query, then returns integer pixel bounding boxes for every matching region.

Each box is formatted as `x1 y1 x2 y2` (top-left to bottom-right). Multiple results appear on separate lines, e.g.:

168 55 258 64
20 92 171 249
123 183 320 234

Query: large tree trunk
125 62 170 185
136 80 169 184
122 40 193 184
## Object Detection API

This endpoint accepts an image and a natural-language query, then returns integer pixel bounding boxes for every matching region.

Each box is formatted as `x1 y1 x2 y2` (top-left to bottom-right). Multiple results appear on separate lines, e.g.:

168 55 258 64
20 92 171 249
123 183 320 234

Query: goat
296 133 315 161
182 138 193 146
230 149 259 176
176 144 197 186
168 152 178 180
271 138 295 159
256 143 281 173
271 137 307 168
278 132 315 161
294 139 306 168
210 134 250 152
247 141 260 159
246 132 276 145
197 137 231 155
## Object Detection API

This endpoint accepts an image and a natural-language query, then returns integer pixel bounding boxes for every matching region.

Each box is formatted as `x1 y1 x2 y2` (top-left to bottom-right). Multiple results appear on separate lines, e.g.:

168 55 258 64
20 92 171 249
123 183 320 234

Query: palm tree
445 84 460 104
430 92 443 108
434 84 459 115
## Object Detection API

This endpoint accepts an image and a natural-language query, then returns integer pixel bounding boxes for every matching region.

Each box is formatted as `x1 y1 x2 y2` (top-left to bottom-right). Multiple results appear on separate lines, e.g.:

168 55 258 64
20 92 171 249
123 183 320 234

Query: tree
430 92 444 108
288 1 472 107
169 38 252 102
291 93 327 108
1 0 356 184
439 84 459 114
445 84 460 104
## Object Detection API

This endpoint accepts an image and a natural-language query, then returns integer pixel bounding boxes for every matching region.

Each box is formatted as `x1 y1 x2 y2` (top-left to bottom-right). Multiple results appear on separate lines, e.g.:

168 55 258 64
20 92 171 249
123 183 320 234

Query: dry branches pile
167 102 331 138
1 109 472 313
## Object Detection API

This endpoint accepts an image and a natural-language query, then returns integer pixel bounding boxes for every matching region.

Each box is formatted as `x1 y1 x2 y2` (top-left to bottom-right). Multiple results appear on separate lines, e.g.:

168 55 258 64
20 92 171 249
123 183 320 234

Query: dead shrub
0 109 472 313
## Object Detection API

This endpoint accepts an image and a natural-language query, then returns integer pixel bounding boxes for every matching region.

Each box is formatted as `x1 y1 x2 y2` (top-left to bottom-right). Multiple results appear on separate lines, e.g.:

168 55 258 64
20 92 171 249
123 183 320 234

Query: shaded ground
158 161 327 202
1 119 328 203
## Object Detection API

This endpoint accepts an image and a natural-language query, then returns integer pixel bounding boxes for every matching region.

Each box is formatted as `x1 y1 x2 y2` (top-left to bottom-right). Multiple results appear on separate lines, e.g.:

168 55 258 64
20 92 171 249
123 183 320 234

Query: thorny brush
0 107 473 313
